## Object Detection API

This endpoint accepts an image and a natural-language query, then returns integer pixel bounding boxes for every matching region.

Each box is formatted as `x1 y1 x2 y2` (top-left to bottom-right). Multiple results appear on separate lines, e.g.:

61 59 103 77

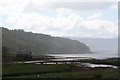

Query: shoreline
2 56 119 62
3 57 119 78
2 57 119 67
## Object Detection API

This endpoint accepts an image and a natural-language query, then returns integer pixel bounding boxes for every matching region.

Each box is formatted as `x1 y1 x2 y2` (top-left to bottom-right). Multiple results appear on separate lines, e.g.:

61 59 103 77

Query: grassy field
3 63 119 79
11 68 118 78
3 63 70 77
90 58 120 66
2 58 120 79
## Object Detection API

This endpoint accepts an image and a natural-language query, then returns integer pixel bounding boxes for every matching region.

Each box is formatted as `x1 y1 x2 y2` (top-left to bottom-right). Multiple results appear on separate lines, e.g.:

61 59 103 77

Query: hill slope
2 28 91 54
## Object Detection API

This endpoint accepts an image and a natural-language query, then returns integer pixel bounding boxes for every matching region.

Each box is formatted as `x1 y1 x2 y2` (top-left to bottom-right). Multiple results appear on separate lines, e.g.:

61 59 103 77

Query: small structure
16 51 32 60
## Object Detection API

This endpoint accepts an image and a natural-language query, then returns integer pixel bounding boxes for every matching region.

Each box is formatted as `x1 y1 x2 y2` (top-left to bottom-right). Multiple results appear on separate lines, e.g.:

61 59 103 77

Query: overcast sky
0 0 118 38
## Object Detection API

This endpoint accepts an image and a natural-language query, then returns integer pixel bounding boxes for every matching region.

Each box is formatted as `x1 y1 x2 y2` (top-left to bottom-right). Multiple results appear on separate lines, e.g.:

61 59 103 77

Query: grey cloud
24 2 42 12
24 2 115 12
52 2 114 10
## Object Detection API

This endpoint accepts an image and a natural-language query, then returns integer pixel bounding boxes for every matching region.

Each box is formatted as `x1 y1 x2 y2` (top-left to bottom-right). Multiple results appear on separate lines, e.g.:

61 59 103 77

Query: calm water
76 63 118 69
15 52 119 69
46 52 118 59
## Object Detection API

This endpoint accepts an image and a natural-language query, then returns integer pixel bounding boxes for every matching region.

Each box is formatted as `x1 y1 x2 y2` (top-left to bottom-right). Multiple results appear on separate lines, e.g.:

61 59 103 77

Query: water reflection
46 52 118 59
14 60 118 69
77 63 118 69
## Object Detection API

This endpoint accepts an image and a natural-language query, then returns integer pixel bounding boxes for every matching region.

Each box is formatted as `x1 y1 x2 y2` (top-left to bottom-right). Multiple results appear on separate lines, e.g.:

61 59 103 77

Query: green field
3 63 70 77
12 68 118 78
90 58 120 66
2 62 119 79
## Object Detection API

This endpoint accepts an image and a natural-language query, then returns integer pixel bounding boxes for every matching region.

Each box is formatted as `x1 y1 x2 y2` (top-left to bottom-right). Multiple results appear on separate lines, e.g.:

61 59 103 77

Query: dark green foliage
91 58 120 66
2 46 9 58
2 27 91 54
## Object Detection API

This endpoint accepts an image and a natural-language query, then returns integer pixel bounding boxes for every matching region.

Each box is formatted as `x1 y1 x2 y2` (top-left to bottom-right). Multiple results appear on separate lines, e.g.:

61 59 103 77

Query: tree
2 46 9 58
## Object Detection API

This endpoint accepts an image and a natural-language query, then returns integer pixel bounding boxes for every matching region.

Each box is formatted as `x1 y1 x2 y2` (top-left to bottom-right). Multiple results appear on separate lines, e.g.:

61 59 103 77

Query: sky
0 0 119 38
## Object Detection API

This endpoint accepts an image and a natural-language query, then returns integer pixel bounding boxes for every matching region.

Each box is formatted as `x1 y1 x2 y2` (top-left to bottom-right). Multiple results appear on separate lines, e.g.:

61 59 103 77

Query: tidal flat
2 57 119 79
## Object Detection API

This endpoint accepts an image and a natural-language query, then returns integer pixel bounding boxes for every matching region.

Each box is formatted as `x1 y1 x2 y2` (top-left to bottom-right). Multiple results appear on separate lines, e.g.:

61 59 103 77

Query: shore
3 55 120 66
2 55 119 78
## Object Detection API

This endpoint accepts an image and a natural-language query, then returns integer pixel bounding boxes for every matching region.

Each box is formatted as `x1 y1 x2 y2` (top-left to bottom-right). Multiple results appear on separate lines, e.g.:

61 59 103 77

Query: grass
8 68 119 78
90 58 120 66
2 58 120 79
2 63 70 77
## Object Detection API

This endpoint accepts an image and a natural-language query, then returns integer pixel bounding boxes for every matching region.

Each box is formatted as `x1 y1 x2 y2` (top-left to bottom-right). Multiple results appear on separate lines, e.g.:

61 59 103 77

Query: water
15 60 118 69
77 63 118 69
46 52 118 59
14 52 118 69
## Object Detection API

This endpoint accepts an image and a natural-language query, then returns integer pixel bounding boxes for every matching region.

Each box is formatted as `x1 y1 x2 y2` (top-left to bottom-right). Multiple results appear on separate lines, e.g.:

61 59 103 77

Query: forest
2 27 90 57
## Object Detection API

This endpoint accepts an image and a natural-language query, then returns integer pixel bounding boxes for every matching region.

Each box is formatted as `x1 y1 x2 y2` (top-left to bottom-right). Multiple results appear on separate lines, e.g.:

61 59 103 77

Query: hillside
2 27 91 54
